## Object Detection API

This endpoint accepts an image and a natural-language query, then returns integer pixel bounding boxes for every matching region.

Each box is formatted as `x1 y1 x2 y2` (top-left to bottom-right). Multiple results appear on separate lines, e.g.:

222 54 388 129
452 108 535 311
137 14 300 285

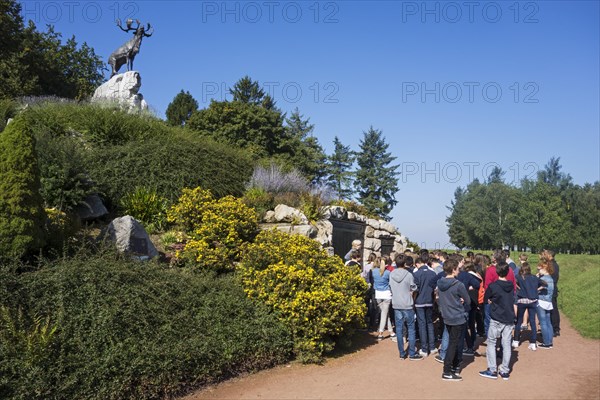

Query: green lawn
553 254 600 339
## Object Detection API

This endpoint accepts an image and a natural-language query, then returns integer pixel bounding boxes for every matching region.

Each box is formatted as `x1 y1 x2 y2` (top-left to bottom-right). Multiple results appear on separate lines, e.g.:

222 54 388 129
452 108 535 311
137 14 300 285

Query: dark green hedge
20 101 166 146
17 101 252 211
85 131 253 207
0 253 292 399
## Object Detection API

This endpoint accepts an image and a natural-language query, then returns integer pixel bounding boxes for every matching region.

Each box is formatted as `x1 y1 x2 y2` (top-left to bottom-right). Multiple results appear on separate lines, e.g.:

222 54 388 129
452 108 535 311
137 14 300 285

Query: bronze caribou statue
108 19 153 77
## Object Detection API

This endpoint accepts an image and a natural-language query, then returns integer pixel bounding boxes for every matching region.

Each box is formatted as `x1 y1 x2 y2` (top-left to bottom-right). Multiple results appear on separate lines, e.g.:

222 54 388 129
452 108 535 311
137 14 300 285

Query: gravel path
183 312 600 400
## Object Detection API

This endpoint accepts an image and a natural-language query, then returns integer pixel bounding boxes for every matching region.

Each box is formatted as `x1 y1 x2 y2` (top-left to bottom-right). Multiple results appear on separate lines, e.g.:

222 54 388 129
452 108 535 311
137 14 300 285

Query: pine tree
0 117 46 260
229 76 266 105
326 136 354 200
281 109 326 184
166 90 199 126
355 127 399 220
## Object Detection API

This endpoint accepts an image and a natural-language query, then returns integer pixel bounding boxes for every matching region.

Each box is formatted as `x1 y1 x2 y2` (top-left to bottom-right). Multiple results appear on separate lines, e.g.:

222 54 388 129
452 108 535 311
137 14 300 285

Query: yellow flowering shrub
167 187 258 271
166 187 214 232
238 229 367 363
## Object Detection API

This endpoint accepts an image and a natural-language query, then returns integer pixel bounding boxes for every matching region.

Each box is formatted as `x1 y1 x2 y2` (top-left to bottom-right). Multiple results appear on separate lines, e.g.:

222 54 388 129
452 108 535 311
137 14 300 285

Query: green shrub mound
85 132 252 207
16 101 252 212
0 253 292 400
20 101 166 146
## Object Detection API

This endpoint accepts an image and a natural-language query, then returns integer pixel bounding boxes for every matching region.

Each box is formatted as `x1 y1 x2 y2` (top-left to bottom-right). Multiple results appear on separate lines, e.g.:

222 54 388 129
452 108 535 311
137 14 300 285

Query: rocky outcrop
75 194 108 221
101 215 158 260
92 71 148 112
272 204 309 224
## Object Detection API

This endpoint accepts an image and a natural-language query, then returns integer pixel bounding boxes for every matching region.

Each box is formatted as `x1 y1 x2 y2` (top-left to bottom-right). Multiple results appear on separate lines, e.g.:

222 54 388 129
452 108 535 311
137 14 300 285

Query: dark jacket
457 271 480 311
484 279 515 325
551 260 559 297
437 277 470 326
515 274 543 300
413 266 437 306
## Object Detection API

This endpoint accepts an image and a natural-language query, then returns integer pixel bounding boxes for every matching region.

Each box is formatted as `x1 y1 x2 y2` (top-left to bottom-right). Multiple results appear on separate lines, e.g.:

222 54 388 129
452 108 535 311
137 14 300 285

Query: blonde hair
371 256 387 276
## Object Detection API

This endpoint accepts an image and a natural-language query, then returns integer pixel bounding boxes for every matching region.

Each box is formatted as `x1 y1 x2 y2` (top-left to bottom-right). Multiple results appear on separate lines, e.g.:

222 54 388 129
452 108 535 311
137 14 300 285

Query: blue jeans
514 302 537 343
537 306 553 346
439 325 449 359
416 306 435 353
484 303 491 336
394 308 417 357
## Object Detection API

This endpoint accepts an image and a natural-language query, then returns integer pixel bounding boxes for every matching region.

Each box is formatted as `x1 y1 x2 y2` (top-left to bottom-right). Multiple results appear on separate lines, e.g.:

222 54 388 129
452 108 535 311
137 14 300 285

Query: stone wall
260 204 407 260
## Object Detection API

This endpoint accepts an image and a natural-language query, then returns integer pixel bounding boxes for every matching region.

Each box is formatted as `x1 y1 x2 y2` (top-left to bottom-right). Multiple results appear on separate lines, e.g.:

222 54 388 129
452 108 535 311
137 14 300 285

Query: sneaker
538 343 553 349
451 367 462 377
419 349 428 357
479 369 498 380
430 348 439 355
499 372 510 381
442 373 462 381
389 331 396 338
391 336 398 342
528 343 537 351
462 348 475 356
511 340 519 348
434 355 444 364
377 334 384 341
409 354 424 361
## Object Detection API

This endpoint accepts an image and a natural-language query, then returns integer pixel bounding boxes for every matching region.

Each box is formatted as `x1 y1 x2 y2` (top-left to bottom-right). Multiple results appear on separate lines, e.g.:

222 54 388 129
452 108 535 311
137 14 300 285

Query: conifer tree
229 76 266 105
166 90 198 126
0 117 46 259
326 136 354 200
281 109 327 184
355 127 399 220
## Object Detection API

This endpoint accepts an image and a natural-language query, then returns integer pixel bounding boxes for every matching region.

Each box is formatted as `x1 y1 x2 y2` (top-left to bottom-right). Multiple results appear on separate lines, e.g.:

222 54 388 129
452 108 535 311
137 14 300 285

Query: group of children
345 244 560 381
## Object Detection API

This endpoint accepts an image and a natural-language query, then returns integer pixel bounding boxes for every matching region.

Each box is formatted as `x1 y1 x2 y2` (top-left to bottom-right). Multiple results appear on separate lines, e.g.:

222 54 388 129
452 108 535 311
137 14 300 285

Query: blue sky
21 0 600 248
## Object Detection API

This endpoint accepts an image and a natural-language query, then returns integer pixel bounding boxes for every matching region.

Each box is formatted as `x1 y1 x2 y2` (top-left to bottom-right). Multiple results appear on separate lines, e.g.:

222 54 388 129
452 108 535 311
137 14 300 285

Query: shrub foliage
0 252 292 399
168 188 258 271
238 229 367 362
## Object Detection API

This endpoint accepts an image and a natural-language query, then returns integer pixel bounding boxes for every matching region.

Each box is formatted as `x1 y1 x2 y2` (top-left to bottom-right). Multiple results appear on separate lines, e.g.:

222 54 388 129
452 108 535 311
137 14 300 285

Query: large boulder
273 204 309 225
366 218 381 230
75 194 108 221
263 210 277 223
315 219 333 246
380 220 397 234
260 223 318 239
101 215 158 260
325 206 347 220
92 71 148 112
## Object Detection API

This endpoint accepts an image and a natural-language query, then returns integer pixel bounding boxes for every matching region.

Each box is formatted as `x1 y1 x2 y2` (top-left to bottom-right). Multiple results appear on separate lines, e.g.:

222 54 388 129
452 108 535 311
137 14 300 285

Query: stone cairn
261 204 407 260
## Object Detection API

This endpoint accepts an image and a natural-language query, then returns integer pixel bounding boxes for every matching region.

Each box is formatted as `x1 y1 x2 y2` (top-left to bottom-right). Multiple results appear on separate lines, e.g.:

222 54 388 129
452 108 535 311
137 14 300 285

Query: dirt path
183 312 600 400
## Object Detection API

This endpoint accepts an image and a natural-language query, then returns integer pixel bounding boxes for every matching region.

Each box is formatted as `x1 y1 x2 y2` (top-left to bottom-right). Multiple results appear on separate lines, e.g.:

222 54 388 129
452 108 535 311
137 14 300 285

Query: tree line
446 159 600 253
0 0 104 100
166 78 400 220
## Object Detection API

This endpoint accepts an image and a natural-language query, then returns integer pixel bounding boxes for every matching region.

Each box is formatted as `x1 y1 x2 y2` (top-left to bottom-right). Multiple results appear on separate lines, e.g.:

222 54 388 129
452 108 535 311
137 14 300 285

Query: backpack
469 270 485 304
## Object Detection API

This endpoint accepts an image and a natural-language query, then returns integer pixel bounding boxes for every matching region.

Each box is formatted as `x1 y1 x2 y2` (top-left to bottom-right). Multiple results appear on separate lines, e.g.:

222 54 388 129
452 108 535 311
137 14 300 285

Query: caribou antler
116 18 140 33
143 23 154 37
